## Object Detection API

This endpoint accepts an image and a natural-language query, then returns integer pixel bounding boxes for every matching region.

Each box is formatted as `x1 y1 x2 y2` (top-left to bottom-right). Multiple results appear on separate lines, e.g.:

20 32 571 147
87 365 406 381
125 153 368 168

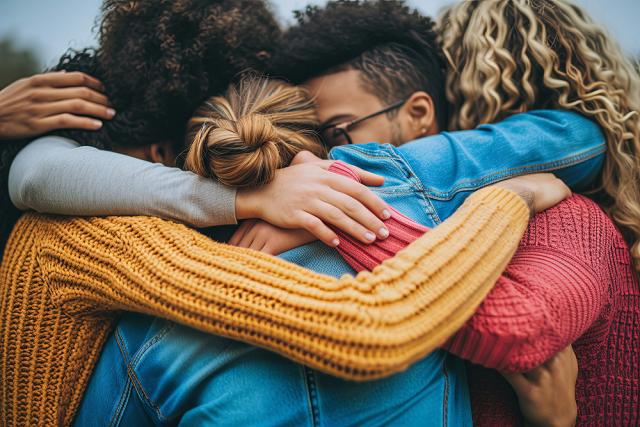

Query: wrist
235 187 259 220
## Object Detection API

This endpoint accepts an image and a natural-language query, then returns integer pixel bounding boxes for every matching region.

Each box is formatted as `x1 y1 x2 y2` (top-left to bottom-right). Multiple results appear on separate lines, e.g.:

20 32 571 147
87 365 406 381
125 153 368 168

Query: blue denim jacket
282 109 604 270
75 110 605 427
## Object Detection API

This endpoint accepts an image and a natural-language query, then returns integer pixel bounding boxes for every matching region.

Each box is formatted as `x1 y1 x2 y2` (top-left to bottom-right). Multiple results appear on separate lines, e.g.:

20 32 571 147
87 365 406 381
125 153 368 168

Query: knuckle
26 90 40 102
72 100 85 111
326 208 343 223
305 217 322 231
56 114 72 127
29 74 43 86
342 200 360 215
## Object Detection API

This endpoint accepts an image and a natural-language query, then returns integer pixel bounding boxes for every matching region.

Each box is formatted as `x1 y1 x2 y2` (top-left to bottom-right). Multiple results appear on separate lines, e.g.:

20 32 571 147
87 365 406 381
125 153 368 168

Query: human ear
399 91 438 140
149 141 176 166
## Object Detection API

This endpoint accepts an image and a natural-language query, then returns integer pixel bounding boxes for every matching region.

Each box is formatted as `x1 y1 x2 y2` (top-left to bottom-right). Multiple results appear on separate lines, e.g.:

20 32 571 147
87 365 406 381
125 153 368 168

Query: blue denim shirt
76 110 605 427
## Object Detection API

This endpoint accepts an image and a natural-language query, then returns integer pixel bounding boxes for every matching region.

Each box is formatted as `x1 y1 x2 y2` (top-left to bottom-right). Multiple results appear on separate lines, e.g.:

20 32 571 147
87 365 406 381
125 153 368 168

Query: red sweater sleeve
443 243 606 372
328 162 609 372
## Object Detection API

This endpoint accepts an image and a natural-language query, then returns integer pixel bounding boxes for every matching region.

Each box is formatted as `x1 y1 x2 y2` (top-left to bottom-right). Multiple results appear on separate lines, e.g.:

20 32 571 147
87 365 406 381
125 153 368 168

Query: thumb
348 165 384 187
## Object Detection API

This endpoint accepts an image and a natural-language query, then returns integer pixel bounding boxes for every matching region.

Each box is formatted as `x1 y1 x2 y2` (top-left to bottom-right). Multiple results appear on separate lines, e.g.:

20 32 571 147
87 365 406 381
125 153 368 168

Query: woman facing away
0 0 636 426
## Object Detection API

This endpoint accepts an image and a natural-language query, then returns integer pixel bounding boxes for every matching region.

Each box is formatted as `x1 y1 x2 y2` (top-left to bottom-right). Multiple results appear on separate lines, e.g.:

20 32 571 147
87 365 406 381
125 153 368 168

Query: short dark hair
270 0 448 130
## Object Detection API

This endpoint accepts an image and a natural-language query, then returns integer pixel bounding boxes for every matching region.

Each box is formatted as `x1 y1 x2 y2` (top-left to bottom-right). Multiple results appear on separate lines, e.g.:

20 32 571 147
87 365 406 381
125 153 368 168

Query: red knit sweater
328 162 640 426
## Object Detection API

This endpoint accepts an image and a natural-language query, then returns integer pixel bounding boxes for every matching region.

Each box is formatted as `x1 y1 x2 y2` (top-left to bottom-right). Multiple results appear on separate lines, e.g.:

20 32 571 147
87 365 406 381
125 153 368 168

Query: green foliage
0 37 40 89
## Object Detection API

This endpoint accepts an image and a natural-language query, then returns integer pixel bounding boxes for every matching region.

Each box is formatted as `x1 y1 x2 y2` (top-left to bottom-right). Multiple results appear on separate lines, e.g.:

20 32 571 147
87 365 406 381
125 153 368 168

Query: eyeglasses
318 99 406 148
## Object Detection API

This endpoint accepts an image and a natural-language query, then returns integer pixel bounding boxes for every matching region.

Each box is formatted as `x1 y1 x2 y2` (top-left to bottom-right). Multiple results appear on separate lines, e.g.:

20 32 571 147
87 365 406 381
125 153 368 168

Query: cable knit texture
329 163 640 426
0 186 528 426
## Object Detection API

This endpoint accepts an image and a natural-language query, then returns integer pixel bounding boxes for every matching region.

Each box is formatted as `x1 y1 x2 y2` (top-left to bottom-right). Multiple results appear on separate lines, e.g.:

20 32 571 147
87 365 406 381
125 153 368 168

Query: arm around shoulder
37 186 530 380
8 136 237 226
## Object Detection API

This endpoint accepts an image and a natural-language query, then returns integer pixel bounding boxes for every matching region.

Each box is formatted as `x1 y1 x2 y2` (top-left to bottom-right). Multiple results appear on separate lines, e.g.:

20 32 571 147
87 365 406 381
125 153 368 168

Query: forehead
303 69 383 124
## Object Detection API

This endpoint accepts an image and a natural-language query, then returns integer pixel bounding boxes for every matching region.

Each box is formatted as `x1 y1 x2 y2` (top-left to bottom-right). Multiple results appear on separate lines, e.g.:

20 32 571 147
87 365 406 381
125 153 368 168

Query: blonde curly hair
438 0 640 270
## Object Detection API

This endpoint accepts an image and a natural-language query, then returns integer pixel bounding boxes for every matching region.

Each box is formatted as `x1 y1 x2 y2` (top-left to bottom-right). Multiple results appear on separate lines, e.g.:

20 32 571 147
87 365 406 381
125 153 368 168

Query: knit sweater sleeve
443 197 609 372
328 173 610 373
35 186 528 381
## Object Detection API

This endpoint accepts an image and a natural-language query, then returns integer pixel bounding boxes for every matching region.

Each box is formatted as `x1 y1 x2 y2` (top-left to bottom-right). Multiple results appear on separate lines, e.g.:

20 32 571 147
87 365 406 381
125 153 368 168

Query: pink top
328 161 640 426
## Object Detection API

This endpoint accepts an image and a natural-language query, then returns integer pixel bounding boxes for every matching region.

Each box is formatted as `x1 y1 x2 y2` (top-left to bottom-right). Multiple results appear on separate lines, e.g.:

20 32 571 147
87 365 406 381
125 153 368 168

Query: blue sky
1 0 638 69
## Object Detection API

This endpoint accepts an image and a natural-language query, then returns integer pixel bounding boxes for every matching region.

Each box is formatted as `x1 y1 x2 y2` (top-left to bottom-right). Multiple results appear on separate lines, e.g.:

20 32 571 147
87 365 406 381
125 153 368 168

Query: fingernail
381 209 391 219
106 108 116 118
92 120 103 129
378 227 389 239
331 238 340 247
364 231 376 242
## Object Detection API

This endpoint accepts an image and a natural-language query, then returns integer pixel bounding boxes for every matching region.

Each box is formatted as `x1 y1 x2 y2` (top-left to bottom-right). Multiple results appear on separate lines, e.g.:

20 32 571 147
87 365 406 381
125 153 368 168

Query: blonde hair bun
185 75 325 187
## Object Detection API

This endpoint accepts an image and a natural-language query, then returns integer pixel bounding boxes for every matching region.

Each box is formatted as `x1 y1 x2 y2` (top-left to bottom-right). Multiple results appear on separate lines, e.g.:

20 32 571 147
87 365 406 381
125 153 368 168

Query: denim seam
332 144 441 223
441 357 449 427
302 366 320 427
125 323 175 423
372 186 418 195
362 145 442 224
114 327 131 365
425 146 605 200
383 146 443 224
108 330 134 427
108 378 133 427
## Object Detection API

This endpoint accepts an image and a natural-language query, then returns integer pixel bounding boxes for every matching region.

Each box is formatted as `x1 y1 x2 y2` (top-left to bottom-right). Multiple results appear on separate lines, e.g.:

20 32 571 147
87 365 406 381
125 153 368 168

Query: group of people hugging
0 0 638 426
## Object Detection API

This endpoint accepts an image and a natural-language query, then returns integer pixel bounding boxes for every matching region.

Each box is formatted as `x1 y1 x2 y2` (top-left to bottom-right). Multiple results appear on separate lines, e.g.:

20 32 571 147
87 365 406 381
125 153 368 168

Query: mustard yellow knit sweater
0 187 529 426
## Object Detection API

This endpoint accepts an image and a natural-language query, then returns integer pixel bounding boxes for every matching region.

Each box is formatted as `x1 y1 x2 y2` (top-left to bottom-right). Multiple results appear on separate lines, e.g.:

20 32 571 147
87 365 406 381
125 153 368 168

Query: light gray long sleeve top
8 136 237 227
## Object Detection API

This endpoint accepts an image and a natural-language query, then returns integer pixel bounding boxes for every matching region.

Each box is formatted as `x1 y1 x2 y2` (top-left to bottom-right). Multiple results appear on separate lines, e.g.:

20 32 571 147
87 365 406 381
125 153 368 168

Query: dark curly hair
270 0 448 130
0 0 281 255
54 0 280 150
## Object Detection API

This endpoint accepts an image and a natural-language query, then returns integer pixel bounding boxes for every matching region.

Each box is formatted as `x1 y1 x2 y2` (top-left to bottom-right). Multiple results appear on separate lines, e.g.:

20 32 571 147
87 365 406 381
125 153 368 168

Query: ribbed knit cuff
329 161 430 272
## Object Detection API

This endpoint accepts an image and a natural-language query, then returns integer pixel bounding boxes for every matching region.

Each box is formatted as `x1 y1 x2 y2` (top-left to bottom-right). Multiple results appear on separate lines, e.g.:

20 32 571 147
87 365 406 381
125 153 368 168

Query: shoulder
27 135 81 149
521 195 629 267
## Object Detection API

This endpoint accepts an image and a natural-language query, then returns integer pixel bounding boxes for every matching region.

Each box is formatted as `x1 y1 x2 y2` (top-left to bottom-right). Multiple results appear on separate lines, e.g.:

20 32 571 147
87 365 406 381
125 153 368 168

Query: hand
235 151 391 247
229 219 316 255
502 346 578 427
494 173 571 216
0 71 115 139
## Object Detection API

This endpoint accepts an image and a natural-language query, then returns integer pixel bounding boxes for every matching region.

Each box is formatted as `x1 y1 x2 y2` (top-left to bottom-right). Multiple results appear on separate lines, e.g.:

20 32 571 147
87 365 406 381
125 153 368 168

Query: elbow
444 321 555 373
8 166 45 211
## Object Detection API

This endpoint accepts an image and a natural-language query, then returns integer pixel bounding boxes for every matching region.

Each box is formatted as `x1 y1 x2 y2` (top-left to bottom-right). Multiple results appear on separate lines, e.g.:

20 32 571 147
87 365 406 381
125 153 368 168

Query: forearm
397 110 605 202
39 186 529 380
444 246 604 373
8 137 237 227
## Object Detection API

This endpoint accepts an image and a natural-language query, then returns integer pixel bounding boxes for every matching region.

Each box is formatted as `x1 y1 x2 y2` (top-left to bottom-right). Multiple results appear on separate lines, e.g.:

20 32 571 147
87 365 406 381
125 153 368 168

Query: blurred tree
0 37 41 89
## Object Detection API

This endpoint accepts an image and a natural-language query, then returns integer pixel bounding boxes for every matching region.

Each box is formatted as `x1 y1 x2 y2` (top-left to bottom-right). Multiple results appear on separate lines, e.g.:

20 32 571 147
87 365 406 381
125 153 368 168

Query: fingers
318 191 388 241
38 99 115 121
326 174 391 220
228 220 256 246
32 71 105 92
347 164 385 187
34 87 110 107
37 114 103 132
296 211 340 247
311 199 378 244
